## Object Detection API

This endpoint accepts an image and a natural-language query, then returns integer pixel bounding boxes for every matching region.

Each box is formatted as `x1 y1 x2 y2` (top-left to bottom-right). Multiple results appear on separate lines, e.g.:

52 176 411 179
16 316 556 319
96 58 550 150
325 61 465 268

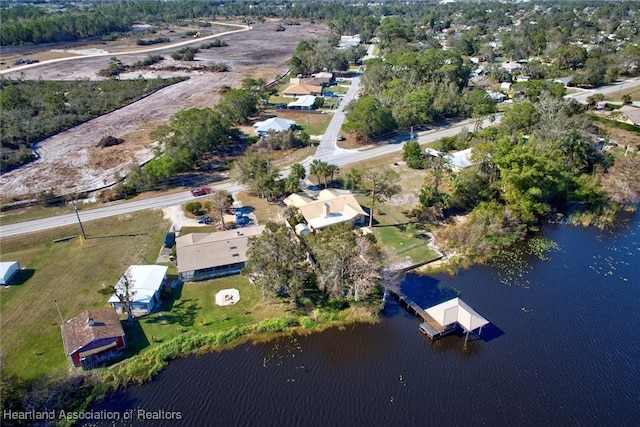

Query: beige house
283 83 323 97
176 225 265 281
284 189 368 231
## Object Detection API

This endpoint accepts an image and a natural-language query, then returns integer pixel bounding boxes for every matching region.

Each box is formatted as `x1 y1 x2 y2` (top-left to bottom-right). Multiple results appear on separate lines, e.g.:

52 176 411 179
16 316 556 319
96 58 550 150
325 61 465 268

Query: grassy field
124 275 284 357
342 154 442 265
0 210 171 381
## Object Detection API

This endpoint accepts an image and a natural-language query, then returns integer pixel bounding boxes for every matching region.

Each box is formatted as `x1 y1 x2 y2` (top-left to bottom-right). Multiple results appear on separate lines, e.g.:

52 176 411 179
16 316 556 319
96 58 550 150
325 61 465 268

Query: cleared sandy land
0 21 328 203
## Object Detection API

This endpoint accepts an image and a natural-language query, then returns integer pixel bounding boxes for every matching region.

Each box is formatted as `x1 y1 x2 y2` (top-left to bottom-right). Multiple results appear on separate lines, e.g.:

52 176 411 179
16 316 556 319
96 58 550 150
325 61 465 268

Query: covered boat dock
424 298 490 343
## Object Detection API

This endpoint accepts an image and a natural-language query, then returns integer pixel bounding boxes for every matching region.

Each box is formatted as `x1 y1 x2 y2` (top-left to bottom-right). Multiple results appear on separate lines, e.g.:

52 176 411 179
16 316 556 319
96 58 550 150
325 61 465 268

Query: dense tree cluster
412 94 614 257
245 222 382 301
288 38 365 76
0 77 186 172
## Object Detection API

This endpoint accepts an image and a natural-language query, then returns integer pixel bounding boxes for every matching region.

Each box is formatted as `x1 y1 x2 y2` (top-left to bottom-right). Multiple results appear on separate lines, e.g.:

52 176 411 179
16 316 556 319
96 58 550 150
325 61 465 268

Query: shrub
298 316 316 328
256 316 294 332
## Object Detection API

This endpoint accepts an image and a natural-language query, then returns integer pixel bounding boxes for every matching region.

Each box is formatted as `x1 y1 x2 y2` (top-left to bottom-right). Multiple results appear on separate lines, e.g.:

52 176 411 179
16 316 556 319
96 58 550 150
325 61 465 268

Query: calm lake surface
91 212 640 427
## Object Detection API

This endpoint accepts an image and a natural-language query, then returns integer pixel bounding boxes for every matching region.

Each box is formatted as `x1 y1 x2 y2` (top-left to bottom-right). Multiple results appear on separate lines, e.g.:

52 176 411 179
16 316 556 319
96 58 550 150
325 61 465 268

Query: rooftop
60 308 124 355
108 265 168 305
425 298 489 333
176 225 266 273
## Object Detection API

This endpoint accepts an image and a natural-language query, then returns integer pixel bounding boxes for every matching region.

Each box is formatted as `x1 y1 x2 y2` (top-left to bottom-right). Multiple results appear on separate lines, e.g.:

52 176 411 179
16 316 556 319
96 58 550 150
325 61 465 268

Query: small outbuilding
60 307 126 368
0 261 20 285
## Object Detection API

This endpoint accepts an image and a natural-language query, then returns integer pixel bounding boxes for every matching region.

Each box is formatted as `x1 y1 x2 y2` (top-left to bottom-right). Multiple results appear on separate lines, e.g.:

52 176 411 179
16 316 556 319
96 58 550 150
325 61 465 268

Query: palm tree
325 164 340 187
344 169 363 191
309 159 326 187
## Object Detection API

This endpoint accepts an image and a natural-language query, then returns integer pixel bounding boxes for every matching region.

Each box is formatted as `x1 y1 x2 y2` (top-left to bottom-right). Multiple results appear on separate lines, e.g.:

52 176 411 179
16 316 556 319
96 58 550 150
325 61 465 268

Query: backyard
0 210 283 382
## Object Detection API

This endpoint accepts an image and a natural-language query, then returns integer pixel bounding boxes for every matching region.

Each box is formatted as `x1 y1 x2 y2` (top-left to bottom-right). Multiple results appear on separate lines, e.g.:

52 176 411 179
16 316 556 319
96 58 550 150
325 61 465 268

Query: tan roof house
176 225 265 281
283 83 323 97
285 189 368 231
61 308 125 368
617 105 640 126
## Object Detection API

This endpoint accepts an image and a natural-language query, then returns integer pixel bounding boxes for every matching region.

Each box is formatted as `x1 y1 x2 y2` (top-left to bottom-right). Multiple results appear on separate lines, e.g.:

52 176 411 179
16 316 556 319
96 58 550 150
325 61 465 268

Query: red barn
60 308 126 368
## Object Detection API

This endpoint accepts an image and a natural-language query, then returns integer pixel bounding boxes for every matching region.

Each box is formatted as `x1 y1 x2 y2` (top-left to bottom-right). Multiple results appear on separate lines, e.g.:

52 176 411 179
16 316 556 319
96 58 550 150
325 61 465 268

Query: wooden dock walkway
389 290 454 340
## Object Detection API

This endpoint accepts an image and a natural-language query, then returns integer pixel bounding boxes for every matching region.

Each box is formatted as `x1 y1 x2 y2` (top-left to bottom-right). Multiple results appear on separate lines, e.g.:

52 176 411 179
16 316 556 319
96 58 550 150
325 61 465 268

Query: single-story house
502 61 522 72
60 307 125 368
287 95 316 110
0 261 20 285
553 76 573 87
446 148 474 170
253 117 296 137
339 34 361 49
312 71 334 81
108 265 168 315
286 189 368 231
618 105 640 126
176 225 265 281
283 83 323 97
487 91 506 103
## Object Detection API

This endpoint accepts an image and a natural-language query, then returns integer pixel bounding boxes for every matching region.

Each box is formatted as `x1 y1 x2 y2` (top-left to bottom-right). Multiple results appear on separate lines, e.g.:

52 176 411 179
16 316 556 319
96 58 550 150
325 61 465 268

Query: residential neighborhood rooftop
60 307 124 355
176 225 266 274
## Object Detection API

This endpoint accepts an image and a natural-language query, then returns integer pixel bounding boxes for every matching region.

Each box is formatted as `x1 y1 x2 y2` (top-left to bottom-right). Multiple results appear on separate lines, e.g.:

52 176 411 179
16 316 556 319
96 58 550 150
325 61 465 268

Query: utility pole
71 200 87 240
54 300 64 323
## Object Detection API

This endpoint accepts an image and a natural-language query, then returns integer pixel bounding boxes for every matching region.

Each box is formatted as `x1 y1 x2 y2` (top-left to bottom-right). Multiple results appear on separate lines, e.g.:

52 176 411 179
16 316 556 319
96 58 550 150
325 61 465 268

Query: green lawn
127 275 280 356
0 211 171 381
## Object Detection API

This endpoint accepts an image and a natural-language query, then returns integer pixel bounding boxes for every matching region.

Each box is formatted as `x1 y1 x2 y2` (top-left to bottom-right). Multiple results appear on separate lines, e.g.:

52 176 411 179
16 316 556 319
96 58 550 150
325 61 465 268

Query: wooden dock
389 290 455 340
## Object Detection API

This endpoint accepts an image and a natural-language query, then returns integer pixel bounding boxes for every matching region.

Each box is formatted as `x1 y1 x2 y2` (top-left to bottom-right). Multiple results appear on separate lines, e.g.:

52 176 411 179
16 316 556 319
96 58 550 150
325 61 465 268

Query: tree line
0 76 187 173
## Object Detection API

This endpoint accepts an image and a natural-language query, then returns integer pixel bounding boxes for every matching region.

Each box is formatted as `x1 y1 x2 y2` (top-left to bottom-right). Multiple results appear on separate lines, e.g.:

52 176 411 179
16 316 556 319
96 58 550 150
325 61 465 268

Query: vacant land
0 20 329 203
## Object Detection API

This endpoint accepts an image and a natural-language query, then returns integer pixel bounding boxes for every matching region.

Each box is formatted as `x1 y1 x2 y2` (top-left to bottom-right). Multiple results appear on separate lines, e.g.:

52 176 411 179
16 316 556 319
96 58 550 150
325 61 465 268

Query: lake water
90 212 640 426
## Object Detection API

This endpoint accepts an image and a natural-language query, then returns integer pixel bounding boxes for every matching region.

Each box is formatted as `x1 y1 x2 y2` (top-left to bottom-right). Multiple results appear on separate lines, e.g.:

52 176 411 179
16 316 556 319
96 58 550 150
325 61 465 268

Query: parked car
198 215 211 224
337 135 345 141
190 187 212 197
164 232 175 248
275 104 287 110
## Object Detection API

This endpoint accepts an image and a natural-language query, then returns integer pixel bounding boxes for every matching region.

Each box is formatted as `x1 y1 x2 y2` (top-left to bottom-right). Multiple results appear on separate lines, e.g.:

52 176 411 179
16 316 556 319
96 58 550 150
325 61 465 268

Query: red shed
60 308 126 368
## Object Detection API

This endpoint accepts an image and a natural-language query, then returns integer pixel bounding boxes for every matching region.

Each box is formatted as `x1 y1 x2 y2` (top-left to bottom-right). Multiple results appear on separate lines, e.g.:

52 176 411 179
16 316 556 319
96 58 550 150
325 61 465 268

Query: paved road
564 77 640 104
0 22 249 76
313 75 361 156
0 115 499 238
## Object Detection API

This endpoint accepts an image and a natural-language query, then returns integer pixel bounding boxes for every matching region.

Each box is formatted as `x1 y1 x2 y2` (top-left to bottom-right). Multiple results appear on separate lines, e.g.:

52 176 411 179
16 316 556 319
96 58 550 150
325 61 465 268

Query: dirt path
0 21 328 203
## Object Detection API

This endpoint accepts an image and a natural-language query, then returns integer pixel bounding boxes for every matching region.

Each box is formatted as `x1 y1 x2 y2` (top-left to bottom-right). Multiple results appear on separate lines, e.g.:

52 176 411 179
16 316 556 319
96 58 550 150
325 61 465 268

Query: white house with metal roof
253 117 296 137
108 265 168 315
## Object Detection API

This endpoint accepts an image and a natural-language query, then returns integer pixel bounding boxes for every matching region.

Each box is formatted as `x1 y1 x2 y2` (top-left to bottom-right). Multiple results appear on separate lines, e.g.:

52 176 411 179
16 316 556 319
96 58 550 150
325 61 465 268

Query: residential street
0 113 500 238
564 77 640 104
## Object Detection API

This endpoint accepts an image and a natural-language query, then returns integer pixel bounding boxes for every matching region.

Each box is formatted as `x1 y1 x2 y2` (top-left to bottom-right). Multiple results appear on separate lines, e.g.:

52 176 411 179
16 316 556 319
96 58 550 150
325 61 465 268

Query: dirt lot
0 21 328 203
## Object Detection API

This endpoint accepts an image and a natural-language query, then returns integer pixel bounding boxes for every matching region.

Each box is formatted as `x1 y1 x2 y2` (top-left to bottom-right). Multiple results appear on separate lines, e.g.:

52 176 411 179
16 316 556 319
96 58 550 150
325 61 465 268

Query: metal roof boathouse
422 298 490 343
391 291 490 343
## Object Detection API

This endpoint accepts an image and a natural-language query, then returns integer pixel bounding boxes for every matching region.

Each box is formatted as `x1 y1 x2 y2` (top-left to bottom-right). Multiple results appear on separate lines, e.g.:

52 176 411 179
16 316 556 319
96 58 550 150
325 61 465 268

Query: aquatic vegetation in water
490 237 560 287
262 336 303 368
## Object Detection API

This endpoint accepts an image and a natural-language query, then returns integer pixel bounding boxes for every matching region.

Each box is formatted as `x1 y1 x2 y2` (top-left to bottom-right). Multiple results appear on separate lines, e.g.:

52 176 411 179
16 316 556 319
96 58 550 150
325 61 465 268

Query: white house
253 117 296 137
446 148 474 170
287 95 316 110
108 265 168 315
0 261 20 285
